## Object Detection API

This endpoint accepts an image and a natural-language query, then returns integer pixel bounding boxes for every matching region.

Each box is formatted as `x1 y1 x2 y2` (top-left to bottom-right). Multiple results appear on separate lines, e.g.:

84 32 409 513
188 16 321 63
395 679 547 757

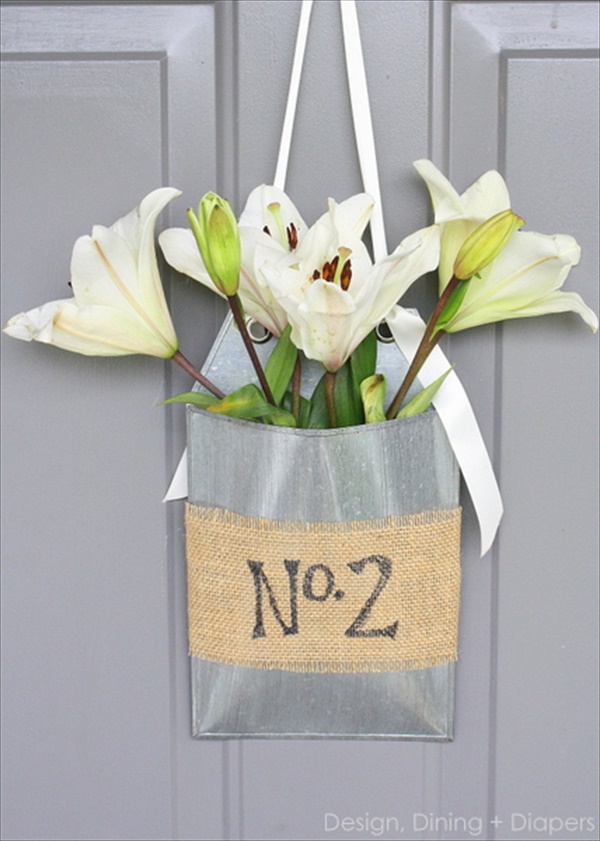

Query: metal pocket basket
185 316 460 739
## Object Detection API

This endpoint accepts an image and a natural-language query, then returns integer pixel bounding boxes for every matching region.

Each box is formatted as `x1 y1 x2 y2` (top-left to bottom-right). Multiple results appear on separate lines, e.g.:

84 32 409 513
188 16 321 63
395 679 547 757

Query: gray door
1 2 598 840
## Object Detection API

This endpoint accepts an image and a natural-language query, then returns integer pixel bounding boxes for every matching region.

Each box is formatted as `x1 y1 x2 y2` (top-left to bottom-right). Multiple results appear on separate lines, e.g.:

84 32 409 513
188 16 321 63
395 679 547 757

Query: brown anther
312 269 321 280
286 222 298 251
340 259 352 291
263 225 271 236
322 255 339 283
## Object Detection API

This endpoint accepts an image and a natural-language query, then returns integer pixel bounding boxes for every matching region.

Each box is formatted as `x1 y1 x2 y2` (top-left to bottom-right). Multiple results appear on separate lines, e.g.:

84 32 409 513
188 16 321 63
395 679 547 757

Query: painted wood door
1 2 598 840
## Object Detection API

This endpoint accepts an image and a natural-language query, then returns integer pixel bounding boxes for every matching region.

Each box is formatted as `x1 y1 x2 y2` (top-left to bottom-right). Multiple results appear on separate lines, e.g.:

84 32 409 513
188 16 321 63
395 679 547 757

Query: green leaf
264 325 298 405
162 384 295 426
307 374 329 429
349 330 377 391
161 391 219 409
434 278 472 336
397 367 454 418
208 383 294 424
334 361 363 427
206 384 266 418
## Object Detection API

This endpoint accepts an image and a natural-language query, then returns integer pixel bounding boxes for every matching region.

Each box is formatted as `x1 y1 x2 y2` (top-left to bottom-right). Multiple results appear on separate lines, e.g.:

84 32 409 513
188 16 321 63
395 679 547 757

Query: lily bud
188 192 241 296
453 209 524 280
359 373 387 424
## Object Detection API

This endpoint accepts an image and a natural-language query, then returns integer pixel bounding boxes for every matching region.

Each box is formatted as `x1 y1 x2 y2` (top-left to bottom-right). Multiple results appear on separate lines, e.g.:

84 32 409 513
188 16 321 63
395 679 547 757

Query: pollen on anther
322 256 339 283
340 260 352 291
263 225 271 236
286 222 298 251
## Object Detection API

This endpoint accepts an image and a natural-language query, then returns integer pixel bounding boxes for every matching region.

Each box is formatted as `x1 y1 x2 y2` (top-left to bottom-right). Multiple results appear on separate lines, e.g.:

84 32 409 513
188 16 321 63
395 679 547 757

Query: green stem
386 275 461 419
227 295 276 406
291 356 302 426
325 371 337 428
172 350 225 399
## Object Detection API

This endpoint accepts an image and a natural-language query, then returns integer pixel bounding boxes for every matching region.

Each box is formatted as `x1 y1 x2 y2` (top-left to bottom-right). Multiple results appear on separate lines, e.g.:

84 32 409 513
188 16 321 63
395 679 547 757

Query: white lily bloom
414 158 511 291
159 184 302 335
159 184 375 338
415 159 598 333
4 188 181 357
443 231 598 333
261 197 440 372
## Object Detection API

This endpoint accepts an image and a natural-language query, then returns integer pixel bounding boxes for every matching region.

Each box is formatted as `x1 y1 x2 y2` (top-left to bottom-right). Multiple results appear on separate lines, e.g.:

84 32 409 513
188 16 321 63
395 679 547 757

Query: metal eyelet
375 321 394 343
246 318 272 343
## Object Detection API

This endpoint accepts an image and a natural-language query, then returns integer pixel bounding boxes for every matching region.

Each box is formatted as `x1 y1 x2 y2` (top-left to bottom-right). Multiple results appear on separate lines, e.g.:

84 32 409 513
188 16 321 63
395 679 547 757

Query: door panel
1 2 598 840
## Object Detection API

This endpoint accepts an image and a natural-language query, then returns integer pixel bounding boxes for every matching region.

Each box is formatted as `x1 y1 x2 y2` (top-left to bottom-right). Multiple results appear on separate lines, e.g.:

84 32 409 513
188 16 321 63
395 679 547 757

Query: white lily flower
159 184 375 338
4 188 181 357
159 185 302 336
261 197 440 372
443 231 598 333
415 160 598 333
414 159 511 291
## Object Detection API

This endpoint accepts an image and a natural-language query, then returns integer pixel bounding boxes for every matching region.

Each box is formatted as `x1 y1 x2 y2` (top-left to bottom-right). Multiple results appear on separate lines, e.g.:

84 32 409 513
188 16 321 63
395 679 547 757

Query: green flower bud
453 209 524 280
359 373 387 424
188 192 241 296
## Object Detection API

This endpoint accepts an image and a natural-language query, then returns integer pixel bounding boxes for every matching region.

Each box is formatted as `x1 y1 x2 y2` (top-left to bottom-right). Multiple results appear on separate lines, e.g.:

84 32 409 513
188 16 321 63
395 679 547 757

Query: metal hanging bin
185 316 461 740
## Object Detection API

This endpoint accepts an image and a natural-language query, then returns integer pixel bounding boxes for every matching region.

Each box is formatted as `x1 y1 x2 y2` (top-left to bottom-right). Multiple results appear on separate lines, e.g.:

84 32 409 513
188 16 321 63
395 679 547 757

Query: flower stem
227 295 276 405
386 275 461 419
172 350 225 399
292 356 302 426
325 371 337 428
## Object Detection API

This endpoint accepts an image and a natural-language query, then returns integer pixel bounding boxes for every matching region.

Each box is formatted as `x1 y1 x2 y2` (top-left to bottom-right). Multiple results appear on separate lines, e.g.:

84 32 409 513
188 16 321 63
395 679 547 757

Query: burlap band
186 504 462 673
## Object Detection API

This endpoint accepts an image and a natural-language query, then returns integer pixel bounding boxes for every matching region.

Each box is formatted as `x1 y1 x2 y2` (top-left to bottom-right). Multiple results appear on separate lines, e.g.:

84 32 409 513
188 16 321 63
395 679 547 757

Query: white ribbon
166 0 504 556
273 0 314 191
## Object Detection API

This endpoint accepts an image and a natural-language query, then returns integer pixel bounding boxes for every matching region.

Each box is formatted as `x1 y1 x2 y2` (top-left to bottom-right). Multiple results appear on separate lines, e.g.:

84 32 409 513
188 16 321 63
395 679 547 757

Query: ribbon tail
163 449 188 502
386 307 503 557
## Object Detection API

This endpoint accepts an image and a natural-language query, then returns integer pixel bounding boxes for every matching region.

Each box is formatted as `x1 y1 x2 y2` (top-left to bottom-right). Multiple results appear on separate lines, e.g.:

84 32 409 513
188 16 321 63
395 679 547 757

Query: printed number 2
345 555 399 639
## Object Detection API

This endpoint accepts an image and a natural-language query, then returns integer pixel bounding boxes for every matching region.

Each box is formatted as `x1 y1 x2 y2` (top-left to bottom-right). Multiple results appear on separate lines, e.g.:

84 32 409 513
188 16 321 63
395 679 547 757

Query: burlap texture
186 504 461 673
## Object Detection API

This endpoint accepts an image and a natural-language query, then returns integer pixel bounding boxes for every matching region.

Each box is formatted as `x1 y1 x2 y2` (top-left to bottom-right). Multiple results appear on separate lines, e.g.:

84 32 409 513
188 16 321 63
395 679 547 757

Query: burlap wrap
186 503 462 673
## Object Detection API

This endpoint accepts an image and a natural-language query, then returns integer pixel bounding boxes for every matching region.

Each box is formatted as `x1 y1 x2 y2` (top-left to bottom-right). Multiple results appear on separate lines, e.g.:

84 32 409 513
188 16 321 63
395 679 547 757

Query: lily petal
358 225 440 316
328 193 374 238
413 159 464 218
4 299 175 357
445 231 598 332
508 291 598 331
4 188 180 358
159 227 222 295
414 159 510 223
291 279 359 372
415 160 511 290
239 184 307 249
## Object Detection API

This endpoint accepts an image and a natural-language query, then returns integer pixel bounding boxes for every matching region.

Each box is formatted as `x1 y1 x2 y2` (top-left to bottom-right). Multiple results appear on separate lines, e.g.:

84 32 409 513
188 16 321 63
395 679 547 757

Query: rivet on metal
246 318 272 343
375 320 394 343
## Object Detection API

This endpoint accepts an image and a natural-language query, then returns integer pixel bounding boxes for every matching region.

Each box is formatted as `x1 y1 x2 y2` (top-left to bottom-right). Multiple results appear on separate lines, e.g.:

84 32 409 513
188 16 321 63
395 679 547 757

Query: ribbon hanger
274 0 387 260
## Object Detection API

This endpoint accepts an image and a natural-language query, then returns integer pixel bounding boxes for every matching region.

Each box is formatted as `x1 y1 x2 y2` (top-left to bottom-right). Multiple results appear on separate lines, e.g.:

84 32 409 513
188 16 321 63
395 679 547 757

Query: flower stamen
267 202 287 248
332 247 352 287
322 256 339 283
286 222 298 251
340 259 352 291
310 247 353 287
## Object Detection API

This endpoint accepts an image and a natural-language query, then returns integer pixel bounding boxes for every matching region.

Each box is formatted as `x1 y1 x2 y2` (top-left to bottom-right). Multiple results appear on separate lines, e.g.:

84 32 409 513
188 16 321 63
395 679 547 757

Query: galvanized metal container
186 316 460 739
